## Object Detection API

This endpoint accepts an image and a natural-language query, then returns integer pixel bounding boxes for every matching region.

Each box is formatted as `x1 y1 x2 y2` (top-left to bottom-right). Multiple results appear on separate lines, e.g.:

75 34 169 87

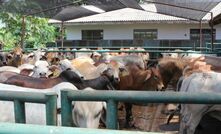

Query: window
134 29 157 40
82 30 103 40
190 29 216 41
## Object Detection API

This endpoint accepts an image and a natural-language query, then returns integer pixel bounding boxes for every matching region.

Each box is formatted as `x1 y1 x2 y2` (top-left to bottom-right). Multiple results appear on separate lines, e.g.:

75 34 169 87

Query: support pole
106 99 118 129
14 100 26 123
61 90 73 127
61 21 64 48
211 12 214 51
199 20 202 51
21 16 26 49
45 93 57 126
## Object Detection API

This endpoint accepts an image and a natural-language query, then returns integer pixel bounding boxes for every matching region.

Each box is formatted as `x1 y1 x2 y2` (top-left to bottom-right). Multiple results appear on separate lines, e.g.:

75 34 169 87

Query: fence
0 123 162 134
0 89 57 125
61 90 221 129
0 89 221 133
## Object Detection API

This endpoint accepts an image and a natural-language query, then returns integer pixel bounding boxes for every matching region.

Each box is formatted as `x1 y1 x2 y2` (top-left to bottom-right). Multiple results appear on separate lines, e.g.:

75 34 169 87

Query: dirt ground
117 103 179 133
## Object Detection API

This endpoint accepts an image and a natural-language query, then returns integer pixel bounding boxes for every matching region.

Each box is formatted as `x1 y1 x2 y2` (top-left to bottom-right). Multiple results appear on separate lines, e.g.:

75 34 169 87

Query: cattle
75 48 92 58
0 67 118 90
179 72 221 134
157 57 189 89
44 48 61 65
31 60 51 78
117 63 164 127
0 83 106 128
72 88 106 128
0 52 9 66
183 56 221 77
0 70 83 89
0 60 52 78
102 55 146 69
73 60 127 81
0 66 20 73
59 59 84 78
7 47 23 67
22 49 46 64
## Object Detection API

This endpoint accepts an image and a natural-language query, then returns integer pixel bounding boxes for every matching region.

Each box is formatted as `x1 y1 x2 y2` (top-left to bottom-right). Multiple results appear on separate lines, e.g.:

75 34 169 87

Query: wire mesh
144 0 220 21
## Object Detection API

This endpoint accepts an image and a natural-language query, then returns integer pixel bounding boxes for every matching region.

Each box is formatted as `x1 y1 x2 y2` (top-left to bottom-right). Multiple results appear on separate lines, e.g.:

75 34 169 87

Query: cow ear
119 67 129 77
102 102 107 110
40 56 47 61
144 70 151 81
7 54 13 60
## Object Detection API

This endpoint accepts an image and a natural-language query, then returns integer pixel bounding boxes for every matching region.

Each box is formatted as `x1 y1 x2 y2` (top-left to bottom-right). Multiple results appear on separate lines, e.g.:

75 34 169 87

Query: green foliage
0 12 57 50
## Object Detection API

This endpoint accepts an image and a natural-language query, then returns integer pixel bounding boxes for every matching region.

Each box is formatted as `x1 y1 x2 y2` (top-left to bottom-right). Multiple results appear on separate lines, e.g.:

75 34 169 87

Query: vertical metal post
211 12 214 51
14 100 26 123
61 21 64 48
199 20 202 51
106 99 118 129
45 93 57 126
21 16 26 49
61 90 73 127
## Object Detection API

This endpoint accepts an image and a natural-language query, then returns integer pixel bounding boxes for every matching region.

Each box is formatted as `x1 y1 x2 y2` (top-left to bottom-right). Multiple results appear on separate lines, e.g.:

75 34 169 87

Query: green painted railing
0 123 162 134
0 90 57 125
61 90 221 129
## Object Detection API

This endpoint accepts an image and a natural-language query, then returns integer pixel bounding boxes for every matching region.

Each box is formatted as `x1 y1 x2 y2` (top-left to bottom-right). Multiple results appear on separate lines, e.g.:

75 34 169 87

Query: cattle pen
1 89 221 133
1 0 221 133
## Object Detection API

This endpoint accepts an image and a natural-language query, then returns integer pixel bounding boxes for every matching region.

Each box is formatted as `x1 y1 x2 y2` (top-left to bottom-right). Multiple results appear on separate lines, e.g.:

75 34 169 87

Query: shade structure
53 6 98 21
0 0 142 21
212 13 221 25
143 0 221 21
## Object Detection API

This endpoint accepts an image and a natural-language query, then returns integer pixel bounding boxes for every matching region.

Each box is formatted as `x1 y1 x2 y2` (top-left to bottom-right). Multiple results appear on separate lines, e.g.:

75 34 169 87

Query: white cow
29 60 51 78
179 72 221 134
0 83 106 128
72 88 106 128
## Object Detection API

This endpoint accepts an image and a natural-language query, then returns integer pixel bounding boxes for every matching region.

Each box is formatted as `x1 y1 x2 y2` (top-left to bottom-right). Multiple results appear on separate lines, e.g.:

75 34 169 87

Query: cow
157 57 189 89
7 47 23 67
179 72 221 134
117 63 164 127
0 52 9 66
0 82 106 128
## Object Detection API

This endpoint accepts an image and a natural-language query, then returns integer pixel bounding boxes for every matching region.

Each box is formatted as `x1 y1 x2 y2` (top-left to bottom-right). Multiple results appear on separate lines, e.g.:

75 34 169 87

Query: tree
0 12 58 50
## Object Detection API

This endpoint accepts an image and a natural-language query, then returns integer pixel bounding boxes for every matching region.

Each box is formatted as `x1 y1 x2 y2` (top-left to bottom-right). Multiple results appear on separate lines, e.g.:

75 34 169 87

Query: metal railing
0 123 162 134
0 90 57 125
61 90 221 129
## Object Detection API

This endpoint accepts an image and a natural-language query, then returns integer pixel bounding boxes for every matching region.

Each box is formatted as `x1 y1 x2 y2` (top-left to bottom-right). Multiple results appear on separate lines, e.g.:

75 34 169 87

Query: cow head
72 88 106 128
11 47 23 59
31 60 50 78
150 67 165 90
105 60 129 82
0 52 8 66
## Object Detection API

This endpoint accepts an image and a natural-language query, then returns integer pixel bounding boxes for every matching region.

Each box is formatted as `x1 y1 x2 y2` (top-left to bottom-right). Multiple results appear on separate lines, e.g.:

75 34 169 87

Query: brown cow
0 70 82 89
157 57 190 89
117 63 164 127
7 47 23 67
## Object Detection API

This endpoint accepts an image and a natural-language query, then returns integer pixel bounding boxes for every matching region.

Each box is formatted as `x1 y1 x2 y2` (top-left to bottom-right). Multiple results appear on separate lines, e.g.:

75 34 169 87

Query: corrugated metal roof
65 7 189 24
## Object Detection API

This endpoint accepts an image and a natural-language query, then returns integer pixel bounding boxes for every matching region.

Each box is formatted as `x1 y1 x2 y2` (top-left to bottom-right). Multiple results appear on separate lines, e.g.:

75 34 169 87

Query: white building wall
215 24 221 40
65 23 221 40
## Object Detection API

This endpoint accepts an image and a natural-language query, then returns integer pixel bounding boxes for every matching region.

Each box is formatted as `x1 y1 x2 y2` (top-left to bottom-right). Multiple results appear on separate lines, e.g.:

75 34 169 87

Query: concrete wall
65 23 221 40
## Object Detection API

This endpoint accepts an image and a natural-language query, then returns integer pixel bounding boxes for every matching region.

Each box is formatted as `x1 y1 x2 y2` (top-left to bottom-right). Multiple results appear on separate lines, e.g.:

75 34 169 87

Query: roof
63 7 202 25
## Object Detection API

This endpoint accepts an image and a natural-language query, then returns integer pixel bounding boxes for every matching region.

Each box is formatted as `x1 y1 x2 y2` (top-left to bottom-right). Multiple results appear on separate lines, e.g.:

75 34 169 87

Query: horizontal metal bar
0 46 213 52
0 123 162 134
0 90 57 103
23 50 221 54
65 90 221 104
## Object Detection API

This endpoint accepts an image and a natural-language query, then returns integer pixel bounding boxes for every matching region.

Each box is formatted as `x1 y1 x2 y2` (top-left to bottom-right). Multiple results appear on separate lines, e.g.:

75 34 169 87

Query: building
54 3 221 50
